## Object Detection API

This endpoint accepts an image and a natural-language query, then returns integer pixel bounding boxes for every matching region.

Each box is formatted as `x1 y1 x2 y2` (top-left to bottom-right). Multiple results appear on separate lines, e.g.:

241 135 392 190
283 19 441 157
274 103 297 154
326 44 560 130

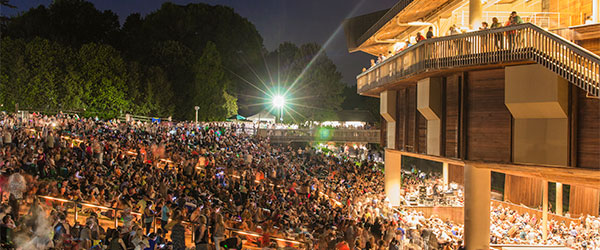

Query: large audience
0 113 598 250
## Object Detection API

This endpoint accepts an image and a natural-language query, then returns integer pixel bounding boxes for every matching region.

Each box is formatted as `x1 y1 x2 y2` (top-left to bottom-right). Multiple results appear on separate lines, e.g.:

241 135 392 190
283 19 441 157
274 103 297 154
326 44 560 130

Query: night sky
3 0 398 86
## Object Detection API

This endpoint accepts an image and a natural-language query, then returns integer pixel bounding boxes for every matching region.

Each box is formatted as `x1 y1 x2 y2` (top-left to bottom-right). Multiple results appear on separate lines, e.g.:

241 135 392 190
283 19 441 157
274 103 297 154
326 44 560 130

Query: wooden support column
443 162 449 187
542 180 549 242
464 165 490 250
385 149 402 207
556 182 563 216
469 0 482 29
417 77 443 156
381 90 397 149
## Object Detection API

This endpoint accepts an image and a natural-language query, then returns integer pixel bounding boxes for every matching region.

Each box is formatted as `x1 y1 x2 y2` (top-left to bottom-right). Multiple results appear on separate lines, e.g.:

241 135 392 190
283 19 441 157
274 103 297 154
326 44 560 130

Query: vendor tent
227 114 246 121
247 110 276 123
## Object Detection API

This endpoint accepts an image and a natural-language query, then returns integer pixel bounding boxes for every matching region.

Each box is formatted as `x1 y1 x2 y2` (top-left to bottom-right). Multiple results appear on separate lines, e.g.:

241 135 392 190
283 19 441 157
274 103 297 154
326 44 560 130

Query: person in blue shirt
160 201 170 234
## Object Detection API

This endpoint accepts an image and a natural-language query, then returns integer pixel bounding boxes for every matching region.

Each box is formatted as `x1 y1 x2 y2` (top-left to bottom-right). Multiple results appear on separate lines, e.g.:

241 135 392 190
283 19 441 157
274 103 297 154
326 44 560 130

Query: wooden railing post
114 210 118 228
74 202 78 224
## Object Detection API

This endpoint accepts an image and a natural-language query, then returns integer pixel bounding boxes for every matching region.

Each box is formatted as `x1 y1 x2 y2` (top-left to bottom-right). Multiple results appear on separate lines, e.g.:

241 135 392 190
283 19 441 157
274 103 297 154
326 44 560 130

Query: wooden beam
467 161 600 190
441 77 447 157
390 149 466 166
569 84 578 167
459 73 468 159
403 88 409 151
386 149 600 190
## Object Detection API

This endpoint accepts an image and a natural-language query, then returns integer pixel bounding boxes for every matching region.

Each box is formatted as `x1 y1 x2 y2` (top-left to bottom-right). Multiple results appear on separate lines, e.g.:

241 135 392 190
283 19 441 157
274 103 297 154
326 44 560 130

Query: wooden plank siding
445 74 460 158
387 67 597 174
569 185 600 217
448 163 464 186
504 175 544 208
396 89 405 150
465 69 512 163
418 112 427 154
577 89 600 170
407 86 417 152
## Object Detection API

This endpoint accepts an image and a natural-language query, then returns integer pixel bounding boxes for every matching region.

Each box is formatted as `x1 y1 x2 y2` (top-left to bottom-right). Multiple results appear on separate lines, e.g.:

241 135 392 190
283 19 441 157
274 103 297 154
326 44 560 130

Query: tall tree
191 42 233 121
120 2 264 118
3 0 120 47
0 37 71 111
74 43 131 118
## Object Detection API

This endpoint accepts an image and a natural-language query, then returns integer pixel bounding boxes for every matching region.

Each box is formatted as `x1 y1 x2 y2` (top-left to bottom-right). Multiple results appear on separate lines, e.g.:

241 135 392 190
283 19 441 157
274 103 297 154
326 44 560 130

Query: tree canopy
1 0 367 121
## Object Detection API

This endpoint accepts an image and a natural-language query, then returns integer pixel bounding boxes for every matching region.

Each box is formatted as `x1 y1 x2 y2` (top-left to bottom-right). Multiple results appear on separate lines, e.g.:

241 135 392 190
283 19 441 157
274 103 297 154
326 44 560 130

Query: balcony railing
357 23 600 98
257 128 381 144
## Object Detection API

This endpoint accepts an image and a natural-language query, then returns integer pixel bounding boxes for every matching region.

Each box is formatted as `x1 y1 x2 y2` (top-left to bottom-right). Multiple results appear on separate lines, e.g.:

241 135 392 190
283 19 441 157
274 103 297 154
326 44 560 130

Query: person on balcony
491 17 503 49
415 32 426 43
506 11 524 50
480 22 489 52
426 27 434 39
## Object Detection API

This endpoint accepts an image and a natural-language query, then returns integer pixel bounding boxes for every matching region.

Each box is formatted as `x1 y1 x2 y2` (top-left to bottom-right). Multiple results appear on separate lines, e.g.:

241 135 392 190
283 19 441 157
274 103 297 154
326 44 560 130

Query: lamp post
194 106 199 123
272 95 285 123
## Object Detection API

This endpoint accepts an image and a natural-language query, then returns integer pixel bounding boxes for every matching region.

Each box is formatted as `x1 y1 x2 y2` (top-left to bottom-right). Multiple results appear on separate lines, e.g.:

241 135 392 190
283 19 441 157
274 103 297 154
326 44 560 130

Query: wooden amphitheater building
344 0 600 249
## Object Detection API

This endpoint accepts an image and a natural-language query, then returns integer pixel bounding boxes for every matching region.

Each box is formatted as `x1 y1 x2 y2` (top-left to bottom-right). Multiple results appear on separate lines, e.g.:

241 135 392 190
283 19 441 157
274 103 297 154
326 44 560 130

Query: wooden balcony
357 23 600 98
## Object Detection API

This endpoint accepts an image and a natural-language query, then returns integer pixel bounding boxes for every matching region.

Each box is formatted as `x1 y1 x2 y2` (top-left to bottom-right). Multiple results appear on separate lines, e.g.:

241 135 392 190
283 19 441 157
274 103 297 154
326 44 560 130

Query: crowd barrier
30 196 307 249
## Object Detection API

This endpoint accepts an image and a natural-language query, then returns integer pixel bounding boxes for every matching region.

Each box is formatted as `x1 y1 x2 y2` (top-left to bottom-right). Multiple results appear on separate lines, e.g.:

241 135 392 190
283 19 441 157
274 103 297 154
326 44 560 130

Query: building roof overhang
344 0 454 55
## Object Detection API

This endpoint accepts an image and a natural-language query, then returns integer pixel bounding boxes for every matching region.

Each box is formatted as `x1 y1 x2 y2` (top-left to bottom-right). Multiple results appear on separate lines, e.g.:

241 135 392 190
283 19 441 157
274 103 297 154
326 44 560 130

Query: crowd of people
0 112 598 250
363 11 526 72
489 204 600 247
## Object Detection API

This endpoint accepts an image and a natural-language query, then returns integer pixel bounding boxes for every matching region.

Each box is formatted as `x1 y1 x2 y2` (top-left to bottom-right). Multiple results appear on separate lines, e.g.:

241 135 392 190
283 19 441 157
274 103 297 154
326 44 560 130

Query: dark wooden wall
465 69 512 162
395 86 419 153
389 68 597 172
448 164 464 185
444 74 461 158
396 89 405 149
417 112 427 154
576 90 600 170
408 87 417 152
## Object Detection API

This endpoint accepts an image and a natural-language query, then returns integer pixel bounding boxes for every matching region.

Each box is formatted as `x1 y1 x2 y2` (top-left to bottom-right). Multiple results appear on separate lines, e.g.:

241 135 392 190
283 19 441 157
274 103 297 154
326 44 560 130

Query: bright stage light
272 95 285 108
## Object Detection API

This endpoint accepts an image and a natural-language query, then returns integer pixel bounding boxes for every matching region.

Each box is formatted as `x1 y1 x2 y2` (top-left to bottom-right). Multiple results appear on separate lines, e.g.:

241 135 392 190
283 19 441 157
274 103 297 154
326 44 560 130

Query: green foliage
0 1 351 122
0 37 167 119
191 42 234 121
223 90 238 118
0 37 70 110
2 0 120 47
119 2 263 119
74 43 131 118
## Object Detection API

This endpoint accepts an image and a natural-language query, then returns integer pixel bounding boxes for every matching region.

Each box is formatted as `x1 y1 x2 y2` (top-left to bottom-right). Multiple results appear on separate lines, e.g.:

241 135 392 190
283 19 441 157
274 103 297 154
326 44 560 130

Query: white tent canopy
247 110 276 123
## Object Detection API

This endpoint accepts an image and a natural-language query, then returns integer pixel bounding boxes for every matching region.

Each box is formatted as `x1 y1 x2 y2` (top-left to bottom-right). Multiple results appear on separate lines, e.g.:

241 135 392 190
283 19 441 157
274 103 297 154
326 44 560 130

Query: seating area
0 113 599 249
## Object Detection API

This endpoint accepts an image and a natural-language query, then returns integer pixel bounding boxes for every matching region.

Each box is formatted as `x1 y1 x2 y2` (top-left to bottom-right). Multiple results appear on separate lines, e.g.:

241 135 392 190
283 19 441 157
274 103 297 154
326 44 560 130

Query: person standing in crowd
212 214 226 250
143 202 155 235
170 211 186 250
108 229 126 250
194 215 210 250
160 201 170 234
